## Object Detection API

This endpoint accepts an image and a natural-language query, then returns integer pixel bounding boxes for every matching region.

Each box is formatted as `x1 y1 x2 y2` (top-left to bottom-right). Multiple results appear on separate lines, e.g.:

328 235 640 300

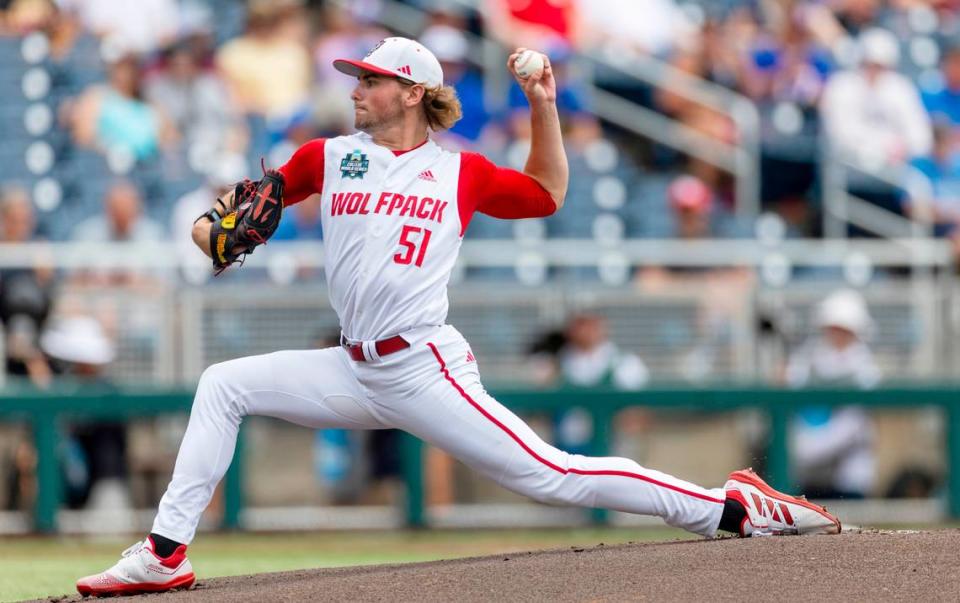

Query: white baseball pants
152 325 725 543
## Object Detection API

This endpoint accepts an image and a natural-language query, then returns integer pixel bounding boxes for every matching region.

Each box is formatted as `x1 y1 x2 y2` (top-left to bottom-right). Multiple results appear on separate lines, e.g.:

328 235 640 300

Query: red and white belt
341 333 410 362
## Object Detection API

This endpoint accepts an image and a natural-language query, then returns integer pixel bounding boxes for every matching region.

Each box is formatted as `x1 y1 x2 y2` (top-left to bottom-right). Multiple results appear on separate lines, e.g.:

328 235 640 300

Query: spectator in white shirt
554 314 649 455
785 289 879 499
71 180 164 287
820 28 932 169
64 0 179 55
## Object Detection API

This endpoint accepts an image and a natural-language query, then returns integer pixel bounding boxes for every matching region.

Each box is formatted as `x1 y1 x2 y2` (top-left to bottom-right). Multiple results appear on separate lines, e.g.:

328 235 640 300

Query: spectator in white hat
784 289 879 499
41 316 132 514
821 27 932 168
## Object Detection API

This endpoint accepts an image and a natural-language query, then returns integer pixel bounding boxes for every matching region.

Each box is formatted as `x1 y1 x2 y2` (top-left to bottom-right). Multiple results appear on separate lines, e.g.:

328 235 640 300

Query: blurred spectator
829 0 884 38
560 314 648 390
273 193 322 241
43 2 87 62
785 289 879 499
145 39 247 163
215 0 312 120
69 53 178 161
820 27 932 225
552 314 649 454
311 3 389 134
72 180 163 243
40 315 132 513
821 28 932 168
739 10 834 110
170 154 248 255
526 327 567 387
485 0 579 50
2 0 55 33
420 24 492 147
922 45 960 128
577 0 694 57
654 33 740 201
669 174 716 239
0 186 54 387
637 176 753 381
63 0 178 54
71 180 164 286
639 174 745 242
906 125 960 259
744 10 834 235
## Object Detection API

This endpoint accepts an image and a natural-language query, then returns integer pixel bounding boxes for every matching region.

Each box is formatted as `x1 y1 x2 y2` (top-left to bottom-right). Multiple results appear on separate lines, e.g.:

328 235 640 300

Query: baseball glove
204 164 285 273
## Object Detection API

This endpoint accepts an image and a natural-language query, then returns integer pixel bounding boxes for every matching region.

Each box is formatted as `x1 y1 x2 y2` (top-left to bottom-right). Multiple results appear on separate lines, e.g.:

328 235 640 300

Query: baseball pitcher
77 38 840 597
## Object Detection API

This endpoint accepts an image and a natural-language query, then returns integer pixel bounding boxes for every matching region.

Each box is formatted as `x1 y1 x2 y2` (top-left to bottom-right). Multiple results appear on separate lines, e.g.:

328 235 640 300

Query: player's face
351 73 405 132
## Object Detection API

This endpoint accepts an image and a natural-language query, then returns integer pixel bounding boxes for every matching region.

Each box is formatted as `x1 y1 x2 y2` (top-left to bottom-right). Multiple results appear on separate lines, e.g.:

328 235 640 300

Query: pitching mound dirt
43 530 960 602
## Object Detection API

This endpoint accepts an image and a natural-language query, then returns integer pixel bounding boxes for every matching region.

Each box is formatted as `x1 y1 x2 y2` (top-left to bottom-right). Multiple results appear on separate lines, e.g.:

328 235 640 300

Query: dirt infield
43 530 960 602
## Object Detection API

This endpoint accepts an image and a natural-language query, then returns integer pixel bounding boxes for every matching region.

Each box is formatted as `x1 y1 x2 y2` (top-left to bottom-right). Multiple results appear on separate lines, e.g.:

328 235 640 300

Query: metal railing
582 50 761 219
820 142 937 241
3 385 959 532
0 239 955 386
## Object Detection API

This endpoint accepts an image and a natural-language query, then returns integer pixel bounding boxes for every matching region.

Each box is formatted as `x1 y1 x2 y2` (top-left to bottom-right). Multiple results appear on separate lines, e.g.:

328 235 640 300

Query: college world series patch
340 150 369 179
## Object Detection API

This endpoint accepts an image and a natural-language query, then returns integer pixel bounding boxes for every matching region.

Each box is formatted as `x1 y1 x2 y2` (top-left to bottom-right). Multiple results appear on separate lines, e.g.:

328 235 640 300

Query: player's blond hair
421 84 462 131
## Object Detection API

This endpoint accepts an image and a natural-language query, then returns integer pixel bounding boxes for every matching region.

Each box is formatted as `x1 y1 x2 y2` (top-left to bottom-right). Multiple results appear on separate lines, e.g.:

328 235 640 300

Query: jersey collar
391 138 429 156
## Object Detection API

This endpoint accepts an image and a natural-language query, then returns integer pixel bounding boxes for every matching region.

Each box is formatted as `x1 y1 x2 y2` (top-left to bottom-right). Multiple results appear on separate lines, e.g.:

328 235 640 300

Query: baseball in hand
514 50 544 79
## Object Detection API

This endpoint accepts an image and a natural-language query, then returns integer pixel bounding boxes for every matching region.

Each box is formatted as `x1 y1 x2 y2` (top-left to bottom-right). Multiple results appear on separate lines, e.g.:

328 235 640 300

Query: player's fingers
507 47 527 69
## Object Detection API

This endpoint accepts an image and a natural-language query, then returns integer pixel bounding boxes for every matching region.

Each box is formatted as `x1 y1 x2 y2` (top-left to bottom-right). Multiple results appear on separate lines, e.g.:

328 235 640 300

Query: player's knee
529 484 570 506
515 470 571 506
195 361 246 414
198 361 231 390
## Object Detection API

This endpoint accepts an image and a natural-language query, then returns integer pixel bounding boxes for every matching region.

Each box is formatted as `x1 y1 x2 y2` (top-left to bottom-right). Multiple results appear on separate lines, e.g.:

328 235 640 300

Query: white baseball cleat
76 536 195 597
724 468 841 537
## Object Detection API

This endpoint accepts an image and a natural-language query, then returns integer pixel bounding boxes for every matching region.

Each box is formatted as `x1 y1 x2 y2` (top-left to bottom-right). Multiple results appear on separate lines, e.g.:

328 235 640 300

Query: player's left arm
190 139 325 267
507 47 569 210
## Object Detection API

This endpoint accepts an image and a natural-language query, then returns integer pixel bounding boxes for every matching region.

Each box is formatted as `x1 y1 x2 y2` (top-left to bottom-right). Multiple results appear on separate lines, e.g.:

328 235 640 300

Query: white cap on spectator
420 25 468 64
858 28 900 68
815 289 875 338
334 37 444 88
40 316 115 365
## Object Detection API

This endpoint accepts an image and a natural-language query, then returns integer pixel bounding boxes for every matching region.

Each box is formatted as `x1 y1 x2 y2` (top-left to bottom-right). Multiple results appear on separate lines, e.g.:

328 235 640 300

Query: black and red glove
206 166 285 273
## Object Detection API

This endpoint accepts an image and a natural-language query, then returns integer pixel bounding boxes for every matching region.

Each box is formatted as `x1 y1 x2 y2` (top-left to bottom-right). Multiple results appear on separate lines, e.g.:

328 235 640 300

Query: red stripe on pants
426 343 725 505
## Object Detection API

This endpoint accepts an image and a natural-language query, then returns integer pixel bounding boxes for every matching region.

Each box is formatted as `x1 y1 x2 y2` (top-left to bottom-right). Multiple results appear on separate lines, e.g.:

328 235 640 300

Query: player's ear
404 83 426 108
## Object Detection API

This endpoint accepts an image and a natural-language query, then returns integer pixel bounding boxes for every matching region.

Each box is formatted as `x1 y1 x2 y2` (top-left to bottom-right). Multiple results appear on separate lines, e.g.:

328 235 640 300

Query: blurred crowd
0 0 952 512
524 289 938 501
0 0 958 251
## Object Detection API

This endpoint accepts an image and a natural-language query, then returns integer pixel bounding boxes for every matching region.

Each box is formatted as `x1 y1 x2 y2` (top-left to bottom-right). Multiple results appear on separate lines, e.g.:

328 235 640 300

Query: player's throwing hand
508 48 556 104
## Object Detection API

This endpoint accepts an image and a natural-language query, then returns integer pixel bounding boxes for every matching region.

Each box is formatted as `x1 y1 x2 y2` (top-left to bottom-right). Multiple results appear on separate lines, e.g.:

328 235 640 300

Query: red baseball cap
334 37 444 88
668 175 713 213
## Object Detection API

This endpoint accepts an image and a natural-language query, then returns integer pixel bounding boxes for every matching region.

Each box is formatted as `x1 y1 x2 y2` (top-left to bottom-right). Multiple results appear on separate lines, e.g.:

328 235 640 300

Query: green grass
0 527 692 602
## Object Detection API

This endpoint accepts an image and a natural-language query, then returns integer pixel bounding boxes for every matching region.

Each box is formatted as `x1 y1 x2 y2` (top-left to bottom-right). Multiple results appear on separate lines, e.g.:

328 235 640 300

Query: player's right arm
190 139 326 258
507 47 568 210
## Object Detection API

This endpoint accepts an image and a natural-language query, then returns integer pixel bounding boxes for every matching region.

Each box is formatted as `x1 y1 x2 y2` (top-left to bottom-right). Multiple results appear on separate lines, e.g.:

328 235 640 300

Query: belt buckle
340 334 368 361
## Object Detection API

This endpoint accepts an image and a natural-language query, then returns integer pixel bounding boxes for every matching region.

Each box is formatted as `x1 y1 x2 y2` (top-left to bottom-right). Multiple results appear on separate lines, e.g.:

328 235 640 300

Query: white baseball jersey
278 133 557 341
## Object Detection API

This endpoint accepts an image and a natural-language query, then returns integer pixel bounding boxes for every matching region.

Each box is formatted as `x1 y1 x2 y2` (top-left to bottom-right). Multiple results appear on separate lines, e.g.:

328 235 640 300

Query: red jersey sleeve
278 138 326 206
457 152 557 235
